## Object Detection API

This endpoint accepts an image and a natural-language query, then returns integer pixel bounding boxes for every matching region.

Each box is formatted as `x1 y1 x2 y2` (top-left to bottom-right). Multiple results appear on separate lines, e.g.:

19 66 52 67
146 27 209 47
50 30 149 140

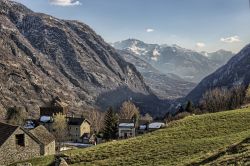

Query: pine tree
103 107 118 140
185 101 194 113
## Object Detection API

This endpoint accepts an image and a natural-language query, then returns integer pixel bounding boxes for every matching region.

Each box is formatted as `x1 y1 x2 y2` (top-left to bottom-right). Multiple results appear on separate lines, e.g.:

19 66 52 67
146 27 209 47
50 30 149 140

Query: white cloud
146 28 155 33
49 0 81 6
196 42 205 48
220 35 241 43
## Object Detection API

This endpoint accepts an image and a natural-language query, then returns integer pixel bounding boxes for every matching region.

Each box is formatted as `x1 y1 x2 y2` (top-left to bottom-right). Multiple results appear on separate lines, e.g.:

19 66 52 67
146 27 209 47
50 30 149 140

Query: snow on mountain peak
153 48 160 57
128 41 146 55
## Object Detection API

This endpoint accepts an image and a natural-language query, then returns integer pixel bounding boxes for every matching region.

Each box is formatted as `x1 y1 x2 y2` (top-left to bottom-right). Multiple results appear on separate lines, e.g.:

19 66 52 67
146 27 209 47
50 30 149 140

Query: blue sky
14 0 250 53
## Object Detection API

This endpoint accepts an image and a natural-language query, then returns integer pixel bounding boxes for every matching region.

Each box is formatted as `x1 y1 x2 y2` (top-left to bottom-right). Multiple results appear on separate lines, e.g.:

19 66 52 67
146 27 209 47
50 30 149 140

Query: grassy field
16 108 250 166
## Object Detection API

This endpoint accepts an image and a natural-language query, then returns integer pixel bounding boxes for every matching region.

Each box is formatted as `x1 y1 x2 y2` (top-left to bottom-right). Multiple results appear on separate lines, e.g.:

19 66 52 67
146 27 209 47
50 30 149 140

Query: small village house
68 117 91 143
39 98 69 132
30 125 56 156
118 119 136 138
118 119 166 138
0 122 55 165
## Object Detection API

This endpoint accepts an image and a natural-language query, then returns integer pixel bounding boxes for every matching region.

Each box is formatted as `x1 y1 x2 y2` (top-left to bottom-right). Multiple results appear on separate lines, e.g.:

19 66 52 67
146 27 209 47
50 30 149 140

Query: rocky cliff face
186 44 250 103
0 0 165 117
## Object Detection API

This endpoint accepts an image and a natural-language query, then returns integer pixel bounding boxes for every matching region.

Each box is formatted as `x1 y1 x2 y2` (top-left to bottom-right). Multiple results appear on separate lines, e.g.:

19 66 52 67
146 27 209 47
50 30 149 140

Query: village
0 97 166 165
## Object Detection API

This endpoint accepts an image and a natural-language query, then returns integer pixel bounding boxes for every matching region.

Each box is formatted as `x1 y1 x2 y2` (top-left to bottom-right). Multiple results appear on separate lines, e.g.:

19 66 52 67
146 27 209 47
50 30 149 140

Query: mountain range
187 44 250 103
0 0 170 118
112 39 235 83
117 50 196 99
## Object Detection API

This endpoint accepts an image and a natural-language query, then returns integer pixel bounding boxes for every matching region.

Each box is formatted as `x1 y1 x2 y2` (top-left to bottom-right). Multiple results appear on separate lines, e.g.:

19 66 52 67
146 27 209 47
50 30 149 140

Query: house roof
118 119 134 128
119 119 134 124
68 117 90 126
30 125 55 145
149 122 165 129
0 122 19 147
119 123 135 128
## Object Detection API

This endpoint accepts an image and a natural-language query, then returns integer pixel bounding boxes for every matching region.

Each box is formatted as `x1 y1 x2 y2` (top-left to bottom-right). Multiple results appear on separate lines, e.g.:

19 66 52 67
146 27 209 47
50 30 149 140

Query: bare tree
245 84 250 104
140 113 153 122
200 85 246 113
86 109 104 133
229 85 246 109
201 88 231 113
119 101 140 120
52 113 68 151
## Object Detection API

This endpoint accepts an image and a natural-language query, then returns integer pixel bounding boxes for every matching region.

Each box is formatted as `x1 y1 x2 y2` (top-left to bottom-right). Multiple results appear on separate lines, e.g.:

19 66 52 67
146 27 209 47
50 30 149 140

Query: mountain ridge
0 0 168 117
113 39 235 83
118 49 196 99
186 43 250 103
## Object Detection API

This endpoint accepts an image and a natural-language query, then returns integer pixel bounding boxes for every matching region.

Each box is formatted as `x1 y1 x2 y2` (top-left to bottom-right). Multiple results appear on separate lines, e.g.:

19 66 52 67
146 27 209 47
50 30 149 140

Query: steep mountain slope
187 44 250 103
0 0 165 116
113 39 234 83
20 108 250 166
201 49 234 65
118 50 196 99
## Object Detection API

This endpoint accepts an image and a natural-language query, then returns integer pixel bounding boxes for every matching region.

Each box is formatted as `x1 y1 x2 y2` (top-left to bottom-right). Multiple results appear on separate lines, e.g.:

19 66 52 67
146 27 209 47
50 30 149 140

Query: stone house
30 125 55 156
118 119 166 138
39 99 69 132
118 119 136 138
0 122 55 165
39 106 68 132
67 117 91 143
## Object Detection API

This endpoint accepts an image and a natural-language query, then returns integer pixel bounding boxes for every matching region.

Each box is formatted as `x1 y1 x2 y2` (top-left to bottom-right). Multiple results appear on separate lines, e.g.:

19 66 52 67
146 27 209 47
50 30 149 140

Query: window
16 134 25 147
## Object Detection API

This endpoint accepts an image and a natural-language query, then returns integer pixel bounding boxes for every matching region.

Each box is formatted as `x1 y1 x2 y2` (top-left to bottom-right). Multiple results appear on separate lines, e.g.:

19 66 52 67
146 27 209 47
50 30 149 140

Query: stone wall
0 128 41 165
44 140 56 156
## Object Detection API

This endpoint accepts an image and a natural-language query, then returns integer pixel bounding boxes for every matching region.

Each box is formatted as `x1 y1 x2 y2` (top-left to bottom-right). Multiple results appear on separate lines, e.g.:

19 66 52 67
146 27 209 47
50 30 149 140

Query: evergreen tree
178 106 184 113
103 107 118 140
185 101 194 113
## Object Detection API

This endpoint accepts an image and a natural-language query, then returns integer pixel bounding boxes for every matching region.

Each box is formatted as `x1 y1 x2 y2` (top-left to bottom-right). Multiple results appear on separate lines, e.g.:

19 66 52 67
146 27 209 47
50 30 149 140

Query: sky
14 0 250 53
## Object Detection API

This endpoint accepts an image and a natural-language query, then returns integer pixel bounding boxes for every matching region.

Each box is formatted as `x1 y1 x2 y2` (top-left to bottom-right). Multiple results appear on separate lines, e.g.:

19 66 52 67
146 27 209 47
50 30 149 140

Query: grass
10 155 55 166
16 108 250 166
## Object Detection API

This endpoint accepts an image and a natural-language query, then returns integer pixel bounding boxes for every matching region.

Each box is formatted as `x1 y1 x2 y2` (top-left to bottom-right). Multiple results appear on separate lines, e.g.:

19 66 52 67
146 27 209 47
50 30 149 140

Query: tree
119 101 140 120
103 107 118 140
6 106 27 125
200 88 231 113
52 113 68 151
229 85 246 109
185 101 194 113
86 108 104 133
200 85 246 113
178 106 184 113
245 84 250 104
140 113 153 122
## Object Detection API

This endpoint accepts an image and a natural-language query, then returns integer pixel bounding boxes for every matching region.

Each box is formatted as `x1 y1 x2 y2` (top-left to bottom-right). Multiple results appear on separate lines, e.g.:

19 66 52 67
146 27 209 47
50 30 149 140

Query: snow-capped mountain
186 44 250 103
118 50 196 100
113 39 235 83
